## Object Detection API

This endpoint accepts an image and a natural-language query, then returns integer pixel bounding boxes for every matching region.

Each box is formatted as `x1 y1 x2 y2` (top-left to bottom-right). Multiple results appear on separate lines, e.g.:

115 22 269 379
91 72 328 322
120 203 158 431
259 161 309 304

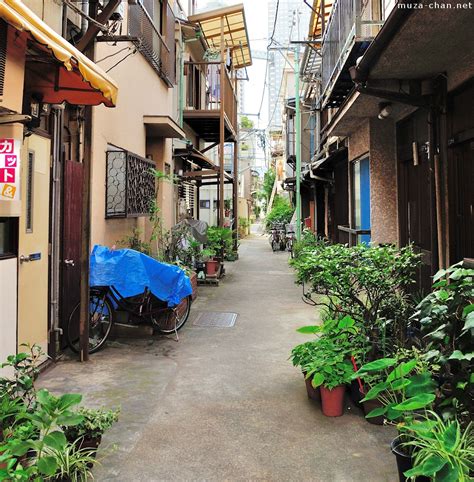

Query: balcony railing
320 0 386 104
106 150 156 218
128 1 176 86
184 61 238 133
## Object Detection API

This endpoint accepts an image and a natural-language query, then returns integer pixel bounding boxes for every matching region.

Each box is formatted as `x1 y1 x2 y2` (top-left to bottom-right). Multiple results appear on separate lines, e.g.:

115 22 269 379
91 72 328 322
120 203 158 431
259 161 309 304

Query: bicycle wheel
66 291 114 354
152 295 192 334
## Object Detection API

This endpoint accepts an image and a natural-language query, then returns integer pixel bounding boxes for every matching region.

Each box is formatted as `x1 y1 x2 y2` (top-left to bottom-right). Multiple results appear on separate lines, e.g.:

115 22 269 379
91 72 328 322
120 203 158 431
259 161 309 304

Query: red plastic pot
320 385 346 417
303 372 321 401
205 260 219 276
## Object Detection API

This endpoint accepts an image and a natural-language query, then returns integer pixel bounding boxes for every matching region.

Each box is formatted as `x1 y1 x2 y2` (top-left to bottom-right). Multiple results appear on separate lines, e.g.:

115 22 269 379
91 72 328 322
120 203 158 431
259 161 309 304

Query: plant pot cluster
290 240 474 481
0 345 119 481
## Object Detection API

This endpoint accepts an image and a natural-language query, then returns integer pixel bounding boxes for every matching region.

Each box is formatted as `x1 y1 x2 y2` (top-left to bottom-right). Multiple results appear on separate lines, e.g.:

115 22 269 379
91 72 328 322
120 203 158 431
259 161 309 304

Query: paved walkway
40 234 398 481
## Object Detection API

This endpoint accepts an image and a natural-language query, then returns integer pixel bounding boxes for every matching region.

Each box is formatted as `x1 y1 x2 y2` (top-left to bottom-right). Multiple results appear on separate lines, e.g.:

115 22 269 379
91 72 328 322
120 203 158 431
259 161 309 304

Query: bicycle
285 223 296 257
66 285 192 354
269 222 286 252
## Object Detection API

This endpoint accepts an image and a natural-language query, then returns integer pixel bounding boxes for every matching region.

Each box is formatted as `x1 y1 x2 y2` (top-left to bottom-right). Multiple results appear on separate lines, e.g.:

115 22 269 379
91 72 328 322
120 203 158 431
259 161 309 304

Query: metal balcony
320 0 386 107
128 1 176 87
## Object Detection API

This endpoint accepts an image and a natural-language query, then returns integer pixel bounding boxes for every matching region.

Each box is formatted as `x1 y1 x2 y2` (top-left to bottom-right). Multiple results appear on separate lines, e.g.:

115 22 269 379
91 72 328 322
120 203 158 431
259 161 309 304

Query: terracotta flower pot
320 385 346 417
205 260 219 276
303 372 321 401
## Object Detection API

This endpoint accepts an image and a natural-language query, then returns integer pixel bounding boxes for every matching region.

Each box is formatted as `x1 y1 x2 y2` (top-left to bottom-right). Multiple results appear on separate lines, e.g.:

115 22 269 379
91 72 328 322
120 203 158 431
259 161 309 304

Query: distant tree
240 115 254 129
261 168 276 203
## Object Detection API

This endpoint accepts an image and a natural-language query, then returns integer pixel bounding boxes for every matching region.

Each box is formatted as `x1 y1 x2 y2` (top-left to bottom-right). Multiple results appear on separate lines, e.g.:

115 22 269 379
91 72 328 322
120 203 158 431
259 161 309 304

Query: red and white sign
0 139 20 201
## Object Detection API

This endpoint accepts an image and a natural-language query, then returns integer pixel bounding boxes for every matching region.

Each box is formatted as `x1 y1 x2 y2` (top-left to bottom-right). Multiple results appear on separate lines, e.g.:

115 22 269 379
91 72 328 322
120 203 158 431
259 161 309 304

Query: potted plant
399 411 474 481
303 316 365 417
201 248 218 276
354 358 438 481
63 407 119 455
290 341 321 401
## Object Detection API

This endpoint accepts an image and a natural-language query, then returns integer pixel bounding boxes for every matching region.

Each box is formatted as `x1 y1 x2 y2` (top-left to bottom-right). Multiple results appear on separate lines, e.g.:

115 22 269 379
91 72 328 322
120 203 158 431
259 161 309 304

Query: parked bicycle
285 223 296 257
66 245 193 354
269 222 286 252
67 286 191 354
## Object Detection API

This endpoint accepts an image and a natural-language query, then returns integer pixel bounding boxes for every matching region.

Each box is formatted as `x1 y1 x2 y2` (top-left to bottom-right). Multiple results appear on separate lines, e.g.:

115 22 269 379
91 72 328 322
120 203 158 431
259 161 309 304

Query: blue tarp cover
90 245 192 307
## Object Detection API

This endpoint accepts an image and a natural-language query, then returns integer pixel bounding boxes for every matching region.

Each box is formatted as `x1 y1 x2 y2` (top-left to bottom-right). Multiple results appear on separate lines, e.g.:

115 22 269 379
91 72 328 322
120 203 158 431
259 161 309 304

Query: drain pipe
49 104 65 358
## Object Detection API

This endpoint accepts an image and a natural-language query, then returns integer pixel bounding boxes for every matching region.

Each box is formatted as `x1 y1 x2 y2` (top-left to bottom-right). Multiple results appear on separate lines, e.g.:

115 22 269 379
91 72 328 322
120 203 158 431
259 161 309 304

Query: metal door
17 134 51 354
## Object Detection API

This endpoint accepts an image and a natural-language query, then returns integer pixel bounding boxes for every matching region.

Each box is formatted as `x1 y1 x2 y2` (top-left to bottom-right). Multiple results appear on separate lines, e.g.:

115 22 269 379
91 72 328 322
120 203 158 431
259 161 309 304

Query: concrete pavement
40 234 398 481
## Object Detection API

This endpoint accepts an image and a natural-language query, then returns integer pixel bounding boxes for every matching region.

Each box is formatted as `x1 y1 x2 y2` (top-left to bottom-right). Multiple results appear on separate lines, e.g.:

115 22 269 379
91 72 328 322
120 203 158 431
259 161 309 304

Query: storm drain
192 311 238 328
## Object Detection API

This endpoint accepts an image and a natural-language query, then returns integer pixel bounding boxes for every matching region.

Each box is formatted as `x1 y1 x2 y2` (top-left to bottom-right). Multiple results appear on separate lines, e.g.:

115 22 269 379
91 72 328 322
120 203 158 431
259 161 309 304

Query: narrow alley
40 235 397 481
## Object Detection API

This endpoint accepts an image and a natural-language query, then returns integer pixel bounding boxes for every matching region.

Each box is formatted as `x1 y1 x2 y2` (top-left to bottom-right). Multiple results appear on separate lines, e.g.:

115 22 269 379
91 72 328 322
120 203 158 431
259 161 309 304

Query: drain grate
192 311 238 328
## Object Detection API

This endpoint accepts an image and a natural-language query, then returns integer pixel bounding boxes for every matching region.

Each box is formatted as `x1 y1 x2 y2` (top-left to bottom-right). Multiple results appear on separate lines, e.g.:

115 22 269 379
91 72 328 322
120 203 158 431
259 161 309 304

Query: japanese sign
0 139 21 201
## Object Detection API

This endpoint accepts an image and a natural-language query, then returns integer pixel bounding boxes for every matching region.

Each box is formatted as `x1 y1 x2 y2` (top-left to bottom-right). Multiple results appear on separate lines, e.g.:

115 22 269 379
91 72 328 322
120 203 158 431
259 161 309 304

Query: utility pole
294 45 302 241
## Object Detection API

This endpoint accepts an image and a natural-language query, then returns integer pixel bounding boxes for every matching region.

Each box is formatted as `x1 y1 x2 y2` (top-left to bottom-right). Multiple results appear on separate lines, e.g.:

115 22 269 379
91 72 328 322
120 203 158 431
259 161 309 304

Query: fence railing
128 1 176 86
320 0 385 102
106 150 155 218
184 61 238 133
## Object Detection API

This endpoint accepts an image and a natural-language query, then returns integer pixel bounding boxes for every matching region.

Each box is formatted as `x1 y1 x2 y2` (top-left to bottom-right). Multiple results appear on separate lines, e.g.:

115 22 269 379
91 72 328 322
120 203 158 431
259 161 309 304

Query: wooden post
233 141 239 251
219 16 225 227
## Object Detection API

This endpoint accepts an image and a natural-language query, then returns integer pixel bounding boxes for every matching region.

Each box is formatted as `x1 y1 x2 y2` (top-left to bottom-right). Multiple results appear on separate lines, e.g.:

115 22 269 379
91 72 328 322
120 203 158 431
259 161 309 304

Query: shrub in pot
303 316 364 417
354 357 438 481
291 243 421 360
399 411 474 482
63 407 119 455
289 341 321 401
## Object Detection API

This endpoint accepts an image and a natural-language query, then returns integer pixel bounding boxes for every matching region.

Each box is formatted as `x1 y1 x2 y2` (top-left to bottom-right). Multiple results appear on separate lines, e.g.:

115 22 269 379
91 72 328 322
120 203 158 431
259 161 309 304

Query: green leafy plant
265 195 294 230
400 411 474 481
411 261 474 422
354 357 437 422
0 344 43 408
63 407 119 441
292 243 421 359
300 316 366 389
41 441 97 482
289 340 319 374
206 227 233 259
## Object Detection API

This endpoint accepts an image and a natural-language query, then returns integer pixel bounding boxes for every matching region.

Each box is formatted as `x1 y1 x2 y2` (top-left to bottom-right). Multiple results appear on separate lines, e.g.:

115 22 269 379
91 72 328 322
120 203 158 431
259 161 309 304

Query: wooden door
397 111 433 293
17 134 51 355
449 140 474 263
59 160 83 346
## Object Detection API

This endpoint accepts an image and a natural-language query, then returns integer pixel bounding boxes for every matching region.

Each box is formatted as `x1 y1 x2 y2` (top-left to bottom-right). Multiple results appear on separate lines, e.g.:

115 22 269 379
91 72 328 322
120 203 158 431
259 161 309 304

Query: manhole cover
192 312 238 327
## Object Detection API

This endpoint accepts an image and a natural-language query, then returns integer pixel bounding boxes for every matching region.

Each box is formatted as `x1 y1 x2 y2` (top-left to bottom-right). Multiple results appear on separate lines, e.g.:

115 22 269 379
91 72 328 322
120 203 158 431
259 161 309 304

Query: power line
267 0 280 49
266 10 296 130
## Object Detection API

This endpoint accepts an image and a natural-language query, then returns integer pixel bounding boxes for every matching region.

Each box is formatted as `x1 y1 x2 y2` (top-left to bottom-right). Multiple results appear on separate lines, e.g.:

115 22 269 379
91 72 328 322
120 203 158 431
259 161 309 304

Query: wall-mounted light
378 102 392 120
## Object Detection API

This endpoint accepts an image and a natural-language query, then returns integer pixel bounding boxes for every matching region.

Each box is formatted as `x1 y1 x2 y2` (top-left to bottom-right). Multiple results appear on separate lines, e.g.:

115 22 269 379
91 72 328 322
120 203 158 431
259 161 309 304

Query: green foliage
290 229 327 261
265 196 294 230
400 411 474 481
119 228 152 255
293 316 367 390
63 407 120 441
411 261 474 422
291 243 421 358
261 168 276 203
240 115 254 129
0 344 42 408
206 227 233 258
0 347 116 481
354 355 436 423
